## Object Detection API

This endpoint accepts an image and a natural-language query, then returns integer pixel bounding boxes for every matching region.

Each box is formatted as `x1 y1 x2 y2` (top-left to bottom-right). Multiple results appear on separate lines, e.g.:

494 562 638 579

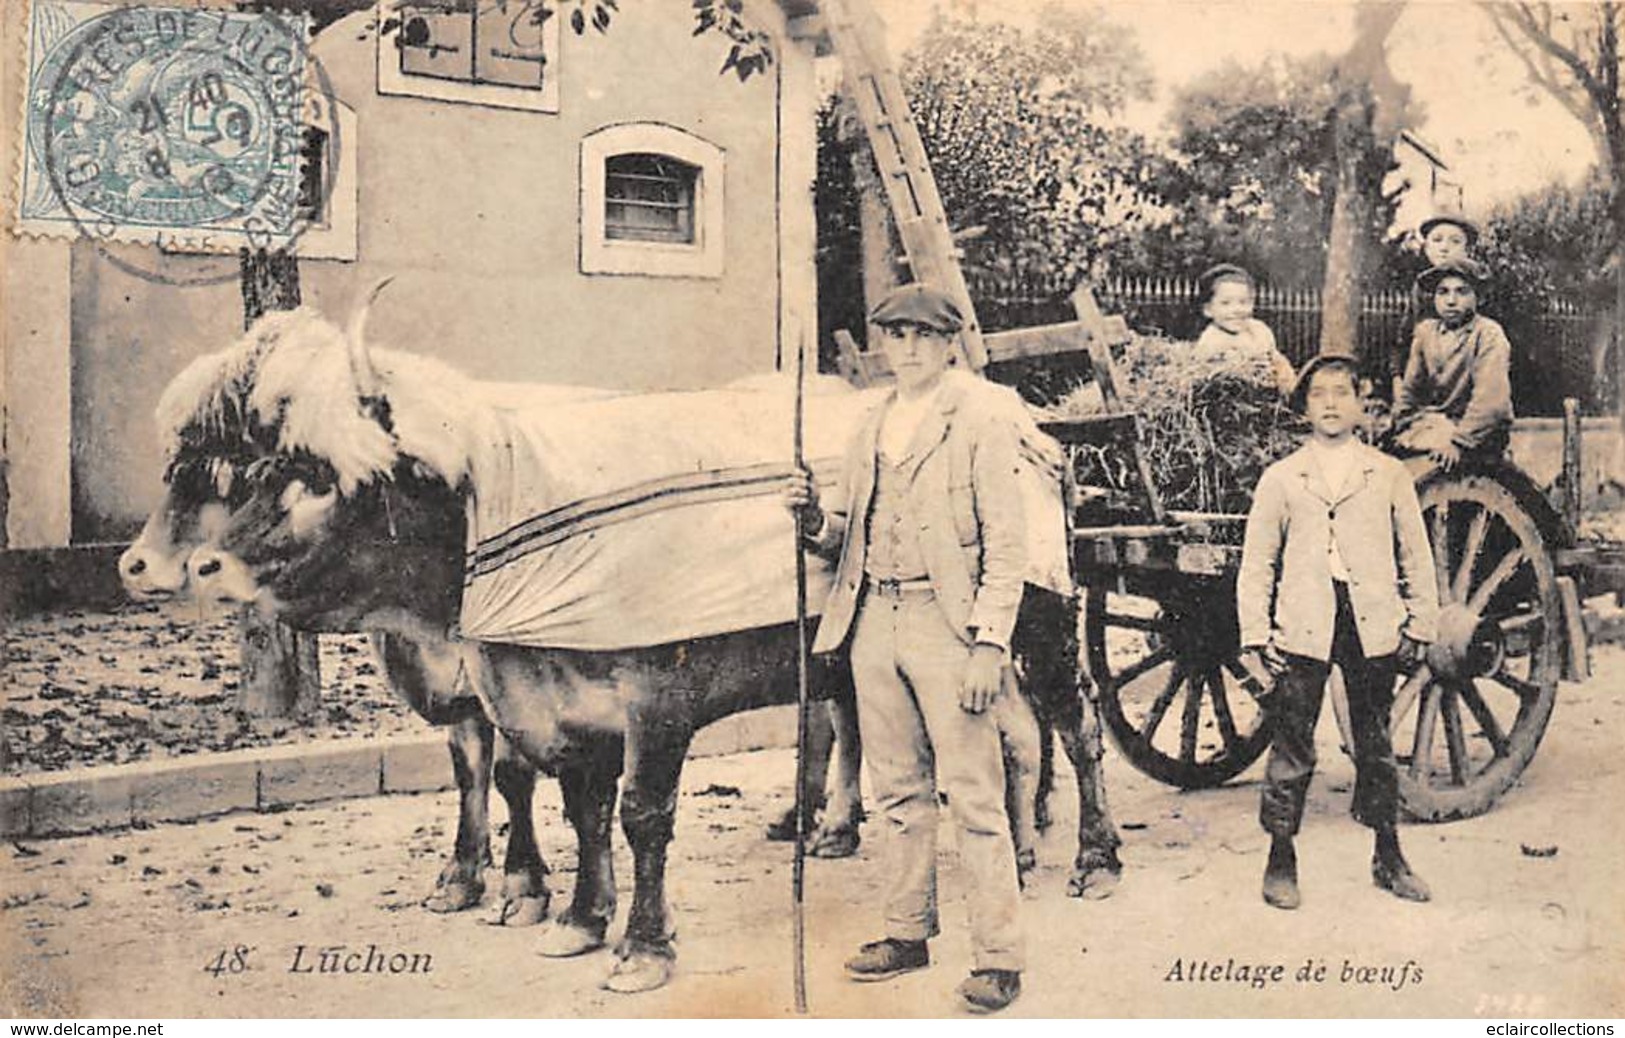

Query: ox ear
346 277 397 399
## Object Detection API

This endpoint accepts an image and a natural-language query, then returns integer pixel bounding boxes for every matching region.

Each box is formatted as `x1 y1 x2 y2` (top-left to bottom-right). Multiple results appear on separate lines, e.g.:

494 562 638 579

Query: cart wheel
1383 473 1561 821
1086 583 1271 788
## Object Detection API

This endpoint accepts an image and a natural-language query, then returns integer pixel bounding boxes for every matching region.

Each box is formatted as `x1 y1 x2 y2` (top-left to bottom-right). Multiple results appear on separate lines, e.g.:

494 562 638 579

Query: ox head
181 283 477 632
118 311 308 601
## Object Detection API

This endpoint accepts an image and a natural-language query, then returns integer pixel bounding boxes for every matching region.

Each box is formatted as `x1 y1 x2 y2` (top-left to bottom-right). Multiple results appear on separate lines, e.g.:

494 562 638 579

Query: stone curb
0 705 795 840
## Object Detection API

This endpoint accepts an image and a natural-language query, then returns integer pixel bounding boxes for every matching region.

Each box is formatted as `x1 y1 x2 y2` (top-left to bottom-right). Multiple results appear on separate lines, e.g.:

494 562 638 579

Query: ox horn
346 276 396 398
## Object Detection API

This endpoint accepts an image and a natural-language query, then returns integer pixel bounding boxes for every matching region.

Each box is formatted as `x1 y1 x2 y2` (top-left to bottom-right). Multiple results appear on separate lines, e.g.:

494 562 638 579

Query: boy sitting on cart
1391 258 1513 471
1238 353 1440 910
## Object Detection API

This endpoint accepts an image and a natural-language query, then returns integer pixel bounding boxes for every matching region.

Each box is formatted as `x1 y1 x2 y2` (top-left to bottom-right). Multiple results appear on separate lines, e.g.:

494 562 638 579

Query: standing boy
1238 353 1439 910
785 283 1028 1013
1393 258 1514 469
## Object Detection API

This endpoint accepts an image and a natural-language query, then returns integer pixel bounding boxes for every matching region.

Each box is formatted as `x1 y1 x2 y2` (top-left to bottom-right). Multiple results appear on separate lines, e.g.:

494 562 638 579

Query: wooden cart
1042 289 1620 822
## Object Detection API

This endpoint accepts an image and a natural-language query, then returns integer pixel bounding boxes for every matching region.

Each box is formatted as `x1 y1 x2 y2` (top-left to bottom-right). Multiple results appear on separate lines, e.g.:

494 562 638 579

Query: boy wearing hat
784 282 1029 1012
1194 263 1298 395
1238 353 1439 910
1393 258 1514 469
1419 212 1480 269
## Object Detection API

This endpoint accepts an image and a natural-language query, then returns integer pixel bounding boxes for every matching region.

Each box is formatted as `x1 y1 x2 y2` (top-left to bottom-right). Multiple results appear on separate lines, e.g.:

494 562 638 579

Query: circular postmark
30 6 341 287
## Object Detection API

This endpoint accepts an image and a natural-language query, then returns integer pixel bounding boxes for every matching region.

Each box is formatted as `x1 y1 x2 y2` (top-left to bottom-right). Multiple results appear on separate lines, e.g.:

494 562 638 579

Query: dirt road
3 648 1622 1019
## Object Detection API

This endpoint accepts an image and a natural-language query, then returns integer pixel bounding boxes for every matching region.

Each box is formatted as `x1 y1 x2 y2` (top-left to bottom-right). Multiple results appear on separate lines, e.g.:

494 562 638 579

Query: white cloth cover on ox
458 373 1072 651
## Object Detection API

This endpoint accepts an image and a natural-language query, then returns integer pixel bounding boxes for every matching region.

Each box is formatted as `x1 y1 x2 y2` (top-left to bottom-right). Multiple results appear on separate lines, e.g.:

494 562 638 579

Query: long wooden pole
791 324 811 1016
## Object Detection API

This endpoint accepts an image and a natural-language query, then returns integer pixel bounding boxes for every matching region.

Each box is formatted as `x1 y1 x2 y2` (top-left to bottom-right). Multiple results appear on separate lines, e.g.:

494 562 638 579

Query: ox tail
347 276 397 397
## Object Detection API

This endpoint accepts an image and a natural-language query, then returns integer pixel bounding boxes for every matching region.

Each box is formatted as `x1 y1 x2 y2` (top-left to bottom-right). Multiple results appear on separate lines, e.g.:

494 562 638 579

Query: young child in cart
1237 353 1440 910
1194 263 1298 396
1391 258 1514 470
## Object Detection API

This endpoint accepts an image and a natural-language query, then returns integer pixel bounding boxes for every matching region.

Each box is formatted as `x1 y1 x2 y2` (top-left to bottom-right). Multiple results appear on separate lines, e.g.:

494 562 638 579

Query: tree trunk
236 247 319 720
1321 96 1369 357
236 615 321 720
1319 1 1405 362
854 134 900 339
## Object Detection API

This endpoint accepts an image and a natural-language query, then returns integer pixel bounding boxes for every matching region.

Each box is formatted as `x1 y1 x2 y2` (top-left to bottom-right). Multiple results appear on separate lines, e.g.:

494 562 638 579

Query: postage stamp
15 2 319 257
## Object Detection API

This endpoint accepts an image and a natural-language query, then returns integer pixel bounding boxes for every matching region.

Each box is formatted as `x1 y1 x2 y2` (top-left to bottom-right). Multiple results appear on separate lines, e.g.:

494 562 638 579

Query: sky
871 0 1599 224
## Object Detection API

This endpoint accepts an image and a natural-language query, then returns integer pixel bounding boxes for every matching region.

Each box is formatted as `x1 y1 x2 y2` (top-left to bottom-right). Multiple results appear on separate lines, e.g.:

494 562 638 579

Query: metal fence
966 271 1613 416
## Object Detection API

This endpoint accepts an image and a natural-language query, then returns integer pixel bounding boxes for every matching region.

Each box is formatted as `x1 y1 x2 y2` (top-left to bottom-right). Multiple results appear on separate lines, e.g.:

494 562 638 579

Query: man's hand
960 644 1005 714
1429 441 1463 471
1250 642 1287 678
782 467 823 539
1396 634 1426 671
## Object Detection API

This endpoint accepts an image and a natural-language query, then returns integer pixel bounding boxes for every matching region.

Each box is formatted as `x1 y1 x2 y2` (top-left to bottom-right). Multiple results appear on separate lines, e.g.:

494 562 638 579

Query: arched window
581 124 724 278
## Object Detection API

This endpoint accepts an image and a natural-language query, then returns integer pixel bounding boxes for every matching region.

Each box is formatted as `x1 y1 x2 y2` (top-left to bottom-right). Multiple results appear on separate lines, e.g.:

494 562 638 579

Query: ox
117 311 552 924
178 304 1122 992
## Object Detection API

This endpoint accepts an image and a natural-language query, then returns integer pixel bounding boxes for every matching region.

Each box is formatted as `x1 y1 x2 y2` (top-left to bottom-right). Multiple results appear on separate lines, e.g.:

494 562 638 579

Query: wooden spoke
1453 507 1491 604
1492 667 1545 705
1430 502 1452 603
1398 474 1561 820
1457 680 1509 758
1179 671 1203 764
1409 683 1442 779
1208 671 1241 749
1439 684 1470 786
1390 664 1432 730
1141 664 1184 742
1114 644 1175 690
1103 611 1165 633
1468 548 1527 614
1497 611 1544 638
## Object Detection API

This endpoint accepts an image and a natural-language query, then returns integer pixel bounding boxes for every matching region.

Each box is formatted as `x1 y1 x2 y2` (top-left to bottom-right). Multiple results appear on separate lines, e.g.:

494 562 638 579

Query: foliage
373 0 774 81
815 98 866 373
899 5 1162 287
1119 52 1412 290
1480 171 1614 309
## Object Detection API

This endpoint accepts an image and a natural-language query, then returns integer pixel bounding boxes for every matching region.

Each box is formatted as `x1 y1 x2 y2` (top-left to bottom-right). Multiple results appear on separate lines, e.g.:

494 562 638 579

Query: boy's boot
1372 827 1431 902
957 969 1021 1013
1262 834 1300 910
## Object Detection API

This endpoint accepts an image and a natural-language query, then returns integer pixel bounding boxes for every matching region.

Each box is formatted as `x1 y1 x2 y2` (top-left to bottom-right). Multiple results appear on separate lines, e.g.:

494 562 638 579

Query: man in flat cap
785 283 1028 1012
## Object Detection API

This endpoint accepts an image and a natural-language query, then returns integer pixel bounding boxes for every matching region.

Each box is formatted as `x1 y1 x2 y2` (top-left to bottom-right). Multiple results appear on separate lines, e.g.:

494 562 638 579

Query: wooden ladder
821 0 987 376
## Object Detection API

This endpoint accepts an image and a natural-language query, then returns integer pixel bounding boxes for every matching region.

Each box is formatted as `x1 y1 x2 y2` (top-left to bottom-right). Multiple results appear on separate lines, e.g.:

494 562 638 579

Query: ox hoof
603 949 675 994
808 825 860 859
1067 855 1123 901
495 872 551 927
497 894 551 927
536 920 607 958
423 877 485 914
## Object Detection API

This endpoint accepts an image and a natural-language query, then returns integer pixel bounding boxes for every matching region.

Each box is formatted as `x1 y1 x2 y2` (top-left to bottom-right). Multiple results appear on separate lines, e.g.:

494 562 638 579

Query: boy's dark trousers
1260 582 1401 836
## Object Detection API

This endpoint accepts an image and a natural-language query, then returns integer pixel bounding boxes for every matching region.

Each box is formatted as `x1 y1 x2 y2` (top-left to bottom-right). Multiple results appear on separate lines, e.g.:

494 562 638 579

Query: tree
899 5 1162 292
1125 39 1413 319
1320 1 1408 355
1479 2 1625 414
1479 171 1618 410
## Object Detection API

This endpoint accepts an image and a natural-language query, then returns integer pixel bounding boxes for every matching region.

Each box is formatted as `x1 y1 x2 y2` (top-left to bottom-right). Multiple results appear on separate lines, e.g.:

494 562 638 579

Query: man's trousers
849 586 1024 972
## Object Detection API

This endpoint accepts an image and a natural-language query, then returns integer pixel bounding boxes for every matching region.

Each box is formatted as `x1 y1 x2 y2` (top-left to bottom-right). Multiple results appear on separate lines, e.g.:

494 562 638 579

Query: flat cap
1198 263 1254 293
1416 257 1490 294
868 284 964 333
1419 213 1481 245
1289 352 1361 414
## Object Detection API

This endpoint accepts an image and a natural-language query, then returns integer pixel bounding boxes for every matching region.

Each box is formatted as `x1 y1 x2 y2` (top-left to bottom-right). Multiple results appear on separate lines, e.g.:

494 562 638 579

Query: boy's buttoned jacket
809 372 1028 656
1237 442 1438 661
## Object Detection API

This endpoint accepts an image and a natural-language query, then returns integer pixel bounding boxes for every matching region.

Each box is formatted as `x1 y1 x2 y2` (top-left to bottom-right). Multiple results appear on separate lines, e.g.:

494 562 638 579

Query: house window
604 154 697 245
581 124 724 279
378 0 560 114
